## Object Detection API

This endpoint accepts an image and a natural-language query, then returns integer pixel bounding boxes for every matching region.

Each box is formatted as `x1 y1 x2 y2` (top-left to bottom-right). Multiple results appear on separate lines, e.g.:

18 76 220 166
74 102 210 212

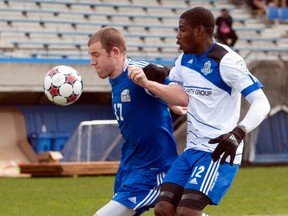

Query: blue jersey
109 59 178 174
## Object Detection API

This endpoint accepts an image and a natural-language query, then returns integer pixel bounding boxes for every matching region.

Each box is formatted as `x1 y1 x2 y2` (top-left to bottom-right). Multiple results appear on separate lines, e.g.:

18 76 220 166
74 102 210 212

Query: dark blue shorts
113 167 166 215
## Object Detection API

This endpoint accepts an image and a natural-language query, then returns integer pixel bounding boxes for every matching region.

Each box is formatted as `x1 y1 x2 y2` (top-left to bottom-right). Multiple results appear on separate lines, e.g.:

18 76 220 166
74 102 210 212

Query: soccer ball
43 65 83 106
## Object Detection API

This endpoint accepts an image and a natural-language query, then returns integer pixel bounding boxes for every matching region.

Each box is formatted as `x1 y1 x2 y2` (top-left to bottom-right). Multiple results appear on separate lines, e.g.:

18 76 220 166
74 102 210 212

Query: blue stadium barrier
0 57 175 66
279 7 288 22
29 132 53 153
18 104 116 153
255 107 288 162
266 6 279 21
0 56 89 64
52 132 70 151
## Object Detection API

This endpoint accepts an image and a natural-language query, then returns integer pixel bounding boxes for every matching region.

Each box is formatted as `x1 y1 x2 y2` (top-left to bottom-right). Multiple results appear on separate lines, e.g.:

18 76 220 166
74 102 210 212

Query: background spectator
215 8 238 47
250 0 267 14
270 0 287 7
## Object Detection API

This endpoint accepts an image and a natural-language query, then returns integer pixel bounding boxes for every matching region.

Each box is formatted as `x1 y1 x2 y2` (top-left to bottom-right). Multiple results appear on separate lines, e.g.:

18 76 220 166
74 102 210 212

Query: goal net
61 120 123 162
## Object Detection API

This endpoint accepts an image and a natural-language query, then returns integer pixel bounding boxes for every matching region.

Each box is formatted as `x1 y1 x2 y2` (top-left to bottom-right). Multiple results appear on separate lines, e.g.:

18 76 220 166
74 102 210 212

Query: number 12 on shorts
191 166 205 178
189 166 205 185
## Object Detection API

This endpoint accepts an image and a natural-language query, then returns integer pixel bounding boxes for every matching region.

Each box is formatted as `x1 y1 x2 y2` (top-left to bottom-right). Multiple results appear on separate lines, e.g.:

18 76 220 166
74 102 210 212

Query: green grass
0 166 288 216
205 166 288 216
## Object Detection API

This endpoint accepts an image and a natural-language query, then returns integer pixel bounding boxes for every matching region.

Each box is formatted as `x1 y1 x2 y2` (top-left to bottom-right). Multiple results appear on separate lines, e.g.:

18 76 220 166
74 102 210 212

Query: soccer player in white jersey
128 7 270 216
88 27 188 216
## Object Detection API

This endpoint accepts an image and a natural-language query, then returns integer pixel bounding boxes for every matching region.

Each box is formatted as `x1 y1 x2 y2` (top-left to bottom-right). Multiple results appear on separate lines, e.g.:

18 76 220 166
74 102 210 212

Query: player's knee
95 200 136 216
154 201 175 216
177 206 203 216
178 189 212 211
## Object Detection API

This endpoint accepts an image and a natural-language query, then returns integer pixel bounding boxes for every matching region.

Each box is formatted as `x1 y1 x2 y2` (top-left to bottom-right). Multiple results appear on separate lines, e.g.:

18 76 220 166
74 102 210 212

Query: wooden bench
19 161 120 177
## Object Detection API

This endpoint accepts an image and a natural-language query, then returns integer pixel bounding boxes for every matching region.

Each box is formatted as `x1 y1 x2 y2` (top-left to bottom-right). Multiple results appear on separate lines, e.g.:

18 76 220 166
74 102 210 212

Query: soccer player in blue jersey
128 7 270 216
87 27 188 216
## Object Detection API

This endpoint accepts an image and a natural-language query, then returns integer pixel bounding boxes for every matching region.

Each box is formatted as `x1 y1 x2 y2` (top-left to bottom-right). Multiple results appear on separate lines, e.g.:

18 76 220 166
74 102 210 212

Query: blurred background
0 0 287 176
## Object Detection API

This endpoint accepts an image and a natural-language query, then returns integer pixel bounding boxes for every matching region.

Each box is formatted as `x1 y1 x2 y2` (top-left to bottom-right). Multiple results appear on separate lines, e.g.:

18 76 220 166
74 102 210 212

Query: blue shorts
163 149 239 205
113 167 166 215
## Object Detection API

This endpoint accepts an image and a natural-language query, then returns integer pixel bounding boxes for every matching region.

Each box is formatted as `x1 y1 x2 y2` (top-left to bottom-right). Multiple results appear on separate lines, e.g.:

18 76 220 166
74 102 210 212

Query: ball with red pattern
43 65 83 106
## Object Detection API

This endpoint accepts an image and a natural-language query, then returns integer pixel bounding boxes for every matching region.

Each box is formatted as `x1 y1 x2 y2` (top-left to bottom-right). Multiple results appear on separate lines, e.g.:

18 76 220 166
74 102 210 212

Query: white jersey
169 43 263 164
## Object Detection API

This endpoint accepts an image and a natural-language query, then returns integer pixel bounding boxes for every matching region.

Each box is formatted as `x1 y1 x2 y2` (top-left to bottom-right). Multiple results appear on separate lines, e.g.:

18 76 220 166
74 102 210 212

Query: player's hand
142 64 170 83
208 126 246 166
127 66 149 88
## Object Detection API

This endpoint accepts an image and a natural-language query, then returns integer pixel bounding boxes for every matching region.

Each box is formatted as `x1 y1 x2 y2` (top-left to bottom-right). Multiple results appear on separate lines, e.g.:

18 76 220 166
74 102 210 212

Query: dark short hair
180 7 215 37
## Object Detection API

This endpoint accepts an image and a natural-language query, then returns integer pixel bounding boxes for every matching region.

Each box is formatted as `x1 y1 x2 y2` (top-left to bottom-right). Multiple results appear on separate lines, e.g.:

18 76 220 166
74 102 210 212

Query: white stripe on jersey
200 160 220 195
129 60 149 68
133 173 164 210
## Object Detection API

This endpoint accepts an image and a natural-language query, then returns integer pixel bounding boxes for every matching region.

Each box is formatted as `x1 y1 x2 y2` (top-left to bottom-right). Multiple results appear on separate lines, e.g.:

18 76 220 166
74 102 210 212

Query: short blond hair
88 27 127 54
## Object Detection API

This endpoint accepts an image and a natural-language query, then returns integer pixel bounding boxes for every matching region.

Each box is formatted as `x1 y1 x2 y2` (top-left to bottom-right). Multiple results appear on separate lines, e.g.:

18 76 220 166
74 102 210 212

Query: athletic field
1 166 287 216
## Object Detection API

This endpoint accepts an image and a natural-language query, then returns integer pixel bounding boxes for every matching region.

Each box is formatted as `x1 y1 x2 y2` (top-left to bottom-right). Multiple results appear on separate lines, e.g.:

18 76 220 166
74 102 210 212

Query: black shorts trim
178 189 212 211
157 182 183 208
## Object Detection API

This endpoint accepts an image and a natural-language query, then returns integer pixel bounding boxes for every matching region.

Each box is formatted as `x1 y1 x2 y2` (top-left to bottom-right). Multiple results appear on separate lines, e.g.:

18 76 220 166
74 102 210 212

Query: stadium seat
29 132 53 153
266 6 279 21
279 7 288 22
0 0 287 63
239 36 280 44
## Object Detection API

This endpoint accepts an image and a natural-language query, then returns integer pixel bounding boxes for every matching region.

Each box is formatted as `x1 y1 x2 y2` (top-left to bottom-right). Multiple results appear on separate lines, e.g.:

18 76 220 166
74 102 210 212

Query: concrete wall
241 60 288 116
0 60 111 92
0 107 38 163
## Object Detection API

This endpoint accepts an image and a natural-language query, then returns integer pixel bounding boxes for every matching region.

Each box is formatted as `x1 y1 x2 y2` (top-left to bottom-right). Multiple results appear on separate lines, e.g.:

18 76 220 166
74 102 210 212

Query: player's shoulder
205 43 229 63
209 43 243 64
212 44 249 74
173 53 185 67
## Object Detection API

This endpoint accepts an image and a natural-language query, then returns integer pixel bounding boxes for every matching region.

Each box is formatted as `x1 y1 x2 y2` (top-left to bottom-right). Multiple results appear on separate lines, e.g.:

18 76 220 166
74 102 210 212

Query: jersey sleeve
168 54 184 86
219 53 262 97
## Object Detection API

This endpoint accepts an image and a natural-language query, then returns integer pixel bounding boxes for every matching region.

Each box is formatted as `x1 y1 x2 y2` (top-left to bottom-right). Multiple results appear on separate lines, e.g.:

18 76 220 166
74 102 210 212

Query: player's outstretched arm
209 89 270 166
169 105 187 115
128 66 188 106
237 89 270 133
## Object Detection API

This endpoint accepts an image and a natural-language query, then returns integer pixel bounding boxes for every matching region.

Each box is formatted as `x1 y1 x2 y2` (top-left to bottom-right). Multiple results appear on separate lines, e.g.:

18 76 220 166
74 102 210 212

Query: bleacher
0 0 287 168
0 0 287 63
